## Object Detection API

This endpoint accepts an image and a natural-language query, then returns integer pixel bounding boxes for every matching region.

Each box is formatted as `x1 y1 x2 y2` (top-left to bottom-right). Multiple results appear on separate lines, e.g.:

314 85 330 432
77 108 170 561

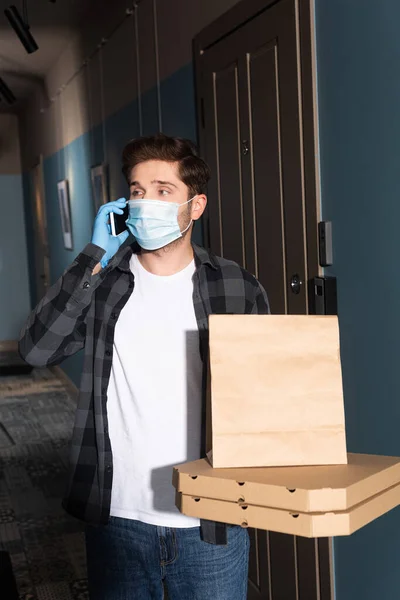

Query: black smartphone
110 204 129 236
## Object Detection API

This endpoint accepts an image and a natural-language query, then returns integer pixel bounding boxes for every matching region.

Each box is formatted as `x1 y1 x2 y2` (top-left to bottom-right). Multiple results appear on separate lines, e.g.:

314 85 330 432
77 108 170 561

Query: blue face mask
126 196 195 250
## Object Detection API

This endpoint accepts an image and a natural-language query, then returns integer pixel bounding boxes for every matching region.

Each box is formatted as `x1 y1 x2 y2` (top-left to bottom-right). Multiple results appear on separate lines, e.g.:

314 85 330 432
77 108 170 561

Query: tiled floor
0 368 88 600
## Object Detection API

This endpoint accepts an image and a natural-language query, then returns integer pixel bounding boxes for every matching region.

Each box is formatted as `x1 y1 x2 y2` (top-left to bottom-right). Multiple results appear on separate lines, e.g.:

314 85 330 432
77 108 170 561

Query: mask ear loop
183 195 197 205
180 220 192 234
179 195 197 234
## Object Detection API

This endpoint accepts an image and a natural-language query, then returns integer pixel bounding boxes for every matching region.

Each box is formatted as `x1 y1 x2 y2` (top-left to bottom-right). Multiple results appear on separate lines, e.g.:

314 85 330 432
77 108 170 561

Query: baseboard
0 339 33 375
0 340 18 352
50 366 79 400
0 551 19 599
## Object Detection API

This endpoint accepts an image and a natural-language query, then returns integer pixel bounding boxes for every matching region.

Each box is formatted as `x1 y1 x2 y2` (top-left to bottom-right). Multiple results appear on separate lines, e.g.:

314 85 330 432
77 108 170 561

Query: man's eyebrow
152 179 178 188
129 179 178 188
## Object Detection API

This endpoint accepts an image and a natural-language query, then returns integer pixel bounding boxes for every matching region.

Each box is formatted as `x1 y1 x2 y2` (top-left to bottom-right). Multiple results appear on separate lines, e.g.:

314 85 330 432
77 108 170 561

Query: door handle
290 274 302 295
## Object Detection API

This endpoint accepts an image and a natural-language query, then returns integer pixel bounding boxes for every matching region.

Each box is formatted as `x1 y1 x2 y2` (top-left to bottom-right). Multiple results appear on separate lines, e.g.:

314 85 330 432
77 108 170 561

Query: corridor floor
0 367 88 600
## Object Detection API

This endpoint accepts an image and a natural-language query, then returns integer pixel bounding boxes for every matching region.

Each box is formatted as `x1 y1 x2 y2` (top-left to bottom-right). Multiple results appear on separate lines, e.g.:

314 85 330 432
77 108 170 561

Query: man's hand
91 198 129 268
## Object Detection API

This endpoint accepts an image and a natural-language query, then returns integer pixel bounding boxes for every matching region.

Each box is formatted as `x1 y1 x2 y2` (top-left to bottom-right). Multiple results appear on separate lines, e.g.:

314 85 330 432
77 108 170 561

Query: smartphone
110 205 129 236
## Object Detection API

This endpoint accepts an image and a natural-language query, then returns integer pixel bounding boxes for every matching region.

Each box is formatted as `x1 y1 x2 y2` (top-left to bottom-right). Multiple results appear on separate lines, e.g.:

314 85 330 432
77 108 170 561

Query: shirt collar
112 241 218 273
192 243 218 270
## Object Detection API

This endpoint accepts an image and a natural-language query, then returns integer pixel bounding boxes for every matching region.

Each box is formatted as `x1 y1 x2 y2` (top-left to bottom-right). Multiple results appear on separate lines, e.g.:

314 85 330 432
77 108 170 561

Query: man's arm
19 243 106 368
251 281 271 315
20 198 129 368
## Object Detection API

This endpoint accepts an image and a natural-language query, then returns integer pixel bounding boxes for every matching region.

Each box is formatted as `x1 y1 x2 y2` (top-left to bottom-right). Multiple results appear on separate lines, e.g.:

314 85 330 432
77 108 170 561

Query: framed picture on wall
57 180 73 250
91 164 109 214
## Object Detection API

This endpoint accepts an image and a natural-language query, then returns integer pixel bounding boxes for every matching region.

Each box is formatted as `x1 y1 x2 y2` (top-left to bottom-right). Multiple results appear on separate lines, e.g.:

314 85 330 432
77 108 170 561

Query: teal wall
34 62 201 386
315 1 400 598
0 174 31 340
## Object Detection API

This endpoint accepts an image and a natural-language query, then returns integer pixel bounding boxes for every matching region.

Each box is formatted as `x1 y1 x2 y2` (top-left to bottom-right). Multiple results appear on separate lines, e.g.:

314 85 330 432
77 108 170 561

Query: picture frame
57 180 73 250
91 164 109 214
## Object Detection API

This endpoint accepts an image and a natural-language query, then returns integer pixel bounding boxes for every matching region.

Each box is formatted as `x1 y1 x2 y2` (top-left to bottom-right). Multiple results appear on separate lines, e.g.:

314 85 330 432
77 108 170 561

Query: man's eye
132 190 143 197
160 189 169 196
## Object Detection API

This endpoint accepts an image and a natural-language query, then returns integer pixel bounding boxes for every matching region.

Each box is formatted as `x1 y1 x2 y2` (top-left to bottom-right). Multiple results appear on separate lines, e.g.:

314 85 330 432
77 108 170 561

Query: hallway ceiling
0 0 95 112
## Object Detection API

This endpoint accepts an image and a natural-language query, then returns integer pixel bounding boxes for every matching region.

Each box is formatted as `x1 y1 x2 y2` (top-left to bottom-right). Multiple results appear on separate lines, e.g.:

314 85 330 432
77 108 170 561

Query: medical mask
126 196 195 251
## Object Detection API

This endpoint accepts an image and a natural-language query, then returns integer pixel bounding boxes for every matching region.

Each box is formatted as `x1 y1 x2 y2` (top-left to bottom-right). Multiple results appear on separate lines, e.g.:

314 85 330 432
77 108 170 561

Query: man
19 134 270 599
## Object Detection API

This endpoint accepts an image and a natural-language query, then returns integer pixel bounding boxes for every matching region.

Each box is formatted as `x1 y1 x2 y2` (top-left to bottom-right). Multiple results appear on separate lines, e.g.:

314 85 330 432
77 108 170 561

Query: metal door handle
242 140 249 155
290 274 302 294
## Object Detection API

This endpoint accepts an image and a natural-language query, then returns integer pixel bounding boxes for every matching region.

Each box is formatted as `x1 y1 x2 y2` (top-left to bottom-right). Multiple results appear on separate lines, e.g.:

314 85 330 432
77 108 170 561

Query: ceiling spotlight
0 78 16 104
4 4 39 54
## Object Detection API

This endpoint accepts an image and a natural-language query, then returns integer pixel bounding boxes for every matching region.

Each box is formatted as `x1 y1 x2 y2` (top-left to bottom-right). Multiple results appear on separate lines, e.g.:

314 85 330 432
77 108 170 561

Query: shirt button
105 350 111 357
128 282 134 289
111 312 117 319
83 281 90 289
106 465 112 473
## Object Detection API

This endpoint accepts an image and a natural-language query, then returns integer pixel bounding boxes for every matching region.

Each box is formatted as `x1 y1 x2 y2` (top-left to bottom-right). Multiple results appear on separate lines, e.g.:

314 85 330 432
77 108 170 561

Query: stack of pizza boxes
173 316 400 538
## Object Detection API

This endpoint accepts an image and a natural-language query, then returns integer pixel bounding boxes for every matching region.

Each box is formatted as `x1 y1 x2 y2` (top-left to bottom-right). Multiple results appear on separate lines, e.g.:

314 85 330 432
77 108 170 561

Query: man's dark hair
122 133 211 197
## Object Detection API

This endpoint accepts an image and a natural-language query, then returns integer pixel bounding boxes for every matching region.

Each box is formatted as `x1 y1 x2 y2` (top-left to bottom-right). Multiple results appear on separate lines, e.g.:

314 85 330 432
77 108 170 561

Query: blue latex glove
91 198 129 268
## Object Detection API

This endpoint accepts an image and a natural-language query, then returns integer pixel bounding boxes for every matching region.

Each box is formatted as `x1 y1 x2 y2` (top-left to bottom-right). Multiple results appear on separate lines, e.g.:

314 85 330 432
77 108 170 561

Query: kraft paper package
206 315 347 469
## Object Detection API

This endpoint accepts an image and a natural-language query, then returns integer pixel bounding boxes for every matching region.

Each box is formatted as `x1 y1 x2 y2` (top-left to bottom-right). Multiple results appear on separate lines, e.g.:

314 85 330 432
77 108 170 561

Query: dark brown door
194 0 331 598
200 0 314 313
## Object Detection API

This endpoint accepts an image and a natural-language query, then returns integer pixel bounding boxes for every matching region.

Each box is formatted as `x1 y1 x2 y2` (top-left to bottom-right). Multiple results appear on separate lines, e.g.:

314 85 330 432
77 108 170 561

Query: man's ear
192 195 207 221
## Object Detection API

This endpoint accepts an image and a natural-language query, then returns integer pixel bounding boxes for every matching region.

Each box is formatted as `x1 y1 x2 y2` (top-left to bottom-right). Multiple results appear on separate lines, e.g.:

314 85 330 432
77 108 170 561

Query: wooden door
194 0 330 598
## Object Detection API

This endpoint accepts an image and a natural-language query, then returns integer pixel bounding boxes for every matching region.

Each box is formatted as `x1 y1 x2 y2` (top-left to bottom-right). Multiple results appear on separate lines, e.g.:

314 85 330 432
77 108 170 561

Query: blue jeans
85 517 250 599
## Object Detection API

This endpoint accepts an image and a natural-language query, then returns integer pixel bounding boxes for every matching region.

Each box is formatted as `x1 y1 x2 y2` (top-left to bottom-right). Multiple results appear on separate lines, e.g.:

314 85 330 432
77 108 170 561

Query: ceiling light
4 4 39 54
0 78 16 104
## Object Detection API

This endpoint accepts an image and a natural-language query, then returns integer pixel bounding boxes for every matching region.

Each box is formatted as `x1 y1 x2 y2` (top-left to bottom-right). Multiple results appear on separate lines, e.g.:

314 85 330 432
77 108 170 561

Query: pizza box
175 482 400 538
173 453 400 513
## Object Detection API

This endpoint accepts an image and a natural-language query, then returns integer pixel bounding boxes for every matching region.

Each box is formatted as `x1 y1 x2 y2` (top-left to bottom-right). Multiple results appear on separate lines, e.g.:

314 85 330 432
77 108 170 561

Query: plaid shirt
19 241 270 545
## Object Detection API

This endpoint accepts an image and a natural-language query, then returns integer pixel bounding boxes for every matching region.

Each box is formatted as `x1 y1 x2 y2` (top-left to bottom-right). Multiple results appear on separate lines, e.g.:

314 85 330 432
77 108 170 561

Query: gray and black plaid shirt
19 241 269 545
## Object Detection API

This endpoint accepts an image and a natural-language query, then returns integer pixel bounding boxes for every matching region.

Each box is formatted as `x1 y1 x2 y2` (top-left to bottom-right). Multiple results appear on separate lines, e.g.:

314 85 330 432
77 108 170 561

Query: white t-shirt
107 253 202 527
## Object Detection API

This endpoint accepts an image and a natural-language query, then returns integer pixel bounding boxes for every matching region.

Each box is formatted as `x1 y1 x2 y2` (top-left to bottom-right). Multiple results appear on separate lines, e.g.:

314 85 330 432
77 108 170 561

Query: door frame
31 155 50 301
193 0 321 289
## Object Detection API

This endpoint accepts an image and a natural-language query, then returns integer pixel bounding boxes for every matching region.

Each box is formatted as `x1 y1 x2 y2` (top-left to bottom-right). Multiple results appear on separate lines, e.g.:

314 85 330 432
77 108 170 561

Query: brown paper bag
207 315 347 468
